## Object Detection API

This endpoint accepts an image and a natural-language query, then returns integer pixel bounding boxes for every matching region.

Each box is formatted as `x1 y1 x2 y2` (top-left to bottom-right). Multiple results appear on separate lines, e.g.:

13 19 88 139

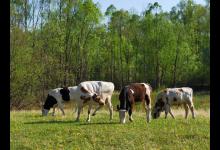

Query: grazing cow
117 83 152 123
152 87 195 119
42 81 115 122
42 87 72 116
77 81 114 122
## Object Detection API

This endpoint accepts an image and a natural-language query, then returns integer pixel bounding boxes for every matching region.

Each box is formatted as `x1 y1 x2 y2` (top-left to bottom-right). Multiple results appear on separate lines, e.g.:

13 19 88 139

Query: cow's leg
168 107 175 119
57 102 65 116
86 104 92 122
145 95 151 123
188 102 195 119
76 102 83 121
128 101 134 122
106 96 113 121
52 104 57 116
128 109 133 122
74 103 78 113
92 105 103 116
184 103 189 119
164 104 170 119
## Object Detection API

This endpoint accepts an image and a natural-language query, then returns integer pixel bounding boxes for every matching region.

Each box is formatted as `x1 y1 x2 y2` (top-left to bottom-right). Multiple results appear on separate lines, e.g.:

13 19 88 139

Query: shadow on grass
24 120 120 125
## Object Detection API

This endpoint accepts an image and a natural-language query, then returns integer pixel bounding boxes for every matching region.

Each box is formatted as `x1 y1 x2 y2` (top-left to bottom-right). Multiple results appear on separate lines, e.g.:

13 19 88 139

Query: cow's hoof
86 119 91 122
129 118 133 122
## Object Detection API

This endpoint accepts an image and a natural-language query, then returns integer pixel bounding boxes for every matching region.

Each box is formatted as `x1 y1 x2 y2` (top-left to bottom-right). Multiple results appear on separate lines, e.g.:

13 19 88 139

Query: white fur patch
130 89 134 94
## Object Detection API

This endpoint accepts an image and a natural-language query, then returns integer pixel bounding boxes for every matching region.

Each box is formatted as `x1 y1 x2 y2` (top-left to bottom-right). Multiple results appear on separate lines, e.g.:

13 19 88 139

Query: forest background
10 0 210 109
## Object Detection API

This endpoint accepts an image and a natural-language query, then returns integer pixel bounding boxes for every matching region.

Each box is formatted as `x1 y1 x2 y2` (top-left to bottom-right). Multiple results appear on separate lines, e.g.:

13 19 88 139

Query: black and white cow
152 87 195 119
42 87 71 116
42 81 115 122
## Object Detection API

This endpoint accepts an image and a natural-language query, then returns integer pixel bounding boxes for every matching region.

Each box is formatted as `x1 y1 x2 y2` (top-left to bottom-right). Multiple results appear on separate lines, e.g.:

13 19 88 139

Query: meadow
10 92 210 150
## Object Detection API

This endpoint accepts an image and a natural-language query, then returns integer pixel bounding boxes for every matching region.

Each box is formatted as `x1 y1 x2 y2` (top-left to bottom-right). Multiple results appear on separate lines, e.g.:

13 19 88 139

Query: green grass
10 92 210 150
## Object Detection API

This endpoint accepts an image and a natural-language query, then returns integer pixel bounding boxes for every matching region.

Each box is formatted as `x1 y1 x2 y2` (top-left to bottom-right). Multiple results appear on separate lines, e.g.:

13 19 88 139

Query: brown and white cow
117 83 152 123
152 87 195 119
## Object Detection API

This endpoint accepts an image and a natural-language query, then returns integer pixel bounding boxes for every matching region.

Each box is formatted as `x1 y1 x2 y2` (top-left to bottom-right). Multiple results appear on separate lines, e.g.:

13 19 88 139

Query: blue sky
93 0 206 14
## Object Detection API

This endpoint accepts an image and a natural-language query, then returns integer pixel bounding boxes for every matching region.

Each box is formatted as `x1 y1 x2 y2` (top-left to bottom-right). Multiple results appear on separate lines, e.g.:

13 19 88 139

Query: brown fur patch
80 87 89 94
164 89 167 93
119 83 151 112
178 88 184 92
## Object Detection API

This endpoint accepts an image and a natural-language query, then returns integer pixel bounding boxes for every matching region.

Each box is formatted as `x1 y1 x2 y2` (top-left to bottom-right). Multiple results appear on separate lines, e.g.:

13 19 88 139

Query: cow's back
79 81 114 95
180 87 193 101
48 88 62 98
128 83 146 102
99 81 114 94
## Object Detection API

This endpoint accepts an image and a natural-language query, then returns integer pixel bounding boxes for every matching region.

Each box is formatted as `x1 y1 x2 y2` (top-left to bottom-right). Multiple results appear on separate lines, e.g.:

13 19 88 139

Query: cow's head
42 95 57 116
119 109 127 124
42 108 49 116
152 98 165 119
116 105 127 123
118 86 132 124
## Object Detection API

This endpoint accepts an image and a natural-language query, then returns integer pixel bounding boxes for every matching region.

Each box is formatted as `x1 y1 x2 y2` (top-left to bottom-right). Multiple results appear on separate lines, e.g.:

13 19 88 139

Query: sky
92 0 207 15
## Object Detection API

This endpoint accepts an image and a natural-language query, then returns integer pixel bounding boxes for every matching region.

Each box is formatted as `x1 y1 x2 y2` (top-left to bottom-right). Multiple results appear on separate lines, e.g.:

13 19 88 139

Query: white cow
42 81 114 122
76 81 114 122
152 87 195 119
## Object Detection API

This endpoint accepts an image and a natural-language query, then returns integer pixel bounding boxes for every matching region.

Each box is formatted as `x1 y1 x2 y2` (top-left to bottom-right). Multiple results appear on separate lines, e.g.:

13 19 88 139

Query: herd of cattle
42 81 195 123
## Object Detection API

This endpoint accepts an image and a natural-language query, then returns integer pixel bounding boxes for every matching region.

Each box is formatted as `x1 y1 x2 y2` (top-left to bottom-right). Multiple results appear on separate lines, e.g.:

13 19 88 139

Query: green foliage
10 0 210 109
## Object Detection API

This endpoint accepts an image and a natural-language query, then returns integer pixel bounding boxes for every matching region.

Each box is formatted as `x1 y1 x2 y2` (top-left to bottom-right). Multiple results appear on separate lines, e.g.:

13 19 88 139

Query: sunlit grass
10 92 209 150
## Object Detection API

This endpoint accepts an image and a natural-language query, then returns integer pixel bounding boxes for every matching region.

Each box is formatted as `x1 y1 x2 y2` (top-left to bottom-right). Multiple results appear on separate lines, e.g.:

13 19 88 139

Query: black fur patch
155 100 165 108
173 97 177 101
43 94 57 110
119 86 131 110
145 95 150 105
60 87 70 101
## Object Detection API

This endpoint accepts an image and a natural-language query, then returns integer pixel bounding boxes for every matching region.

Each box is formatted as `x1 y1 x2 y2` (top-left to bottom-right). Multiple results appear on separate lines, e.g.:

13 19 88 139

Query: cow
42 81 114 122
77 81 114 122
152 87 195 119
42 87 71 116
117 83 152 124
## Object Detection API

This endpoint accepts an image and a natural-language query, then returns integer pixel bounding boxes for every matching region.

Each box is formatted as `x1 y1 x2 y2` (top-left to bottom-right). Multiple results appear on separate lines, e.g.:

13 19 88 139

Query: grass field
10 92 210 150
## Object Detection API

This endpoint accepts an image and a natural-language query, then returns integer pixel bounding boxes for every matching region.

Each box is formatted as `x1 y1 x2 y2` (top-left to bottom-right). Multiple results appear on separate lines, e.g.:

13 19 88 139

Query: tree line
10 0 210 109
